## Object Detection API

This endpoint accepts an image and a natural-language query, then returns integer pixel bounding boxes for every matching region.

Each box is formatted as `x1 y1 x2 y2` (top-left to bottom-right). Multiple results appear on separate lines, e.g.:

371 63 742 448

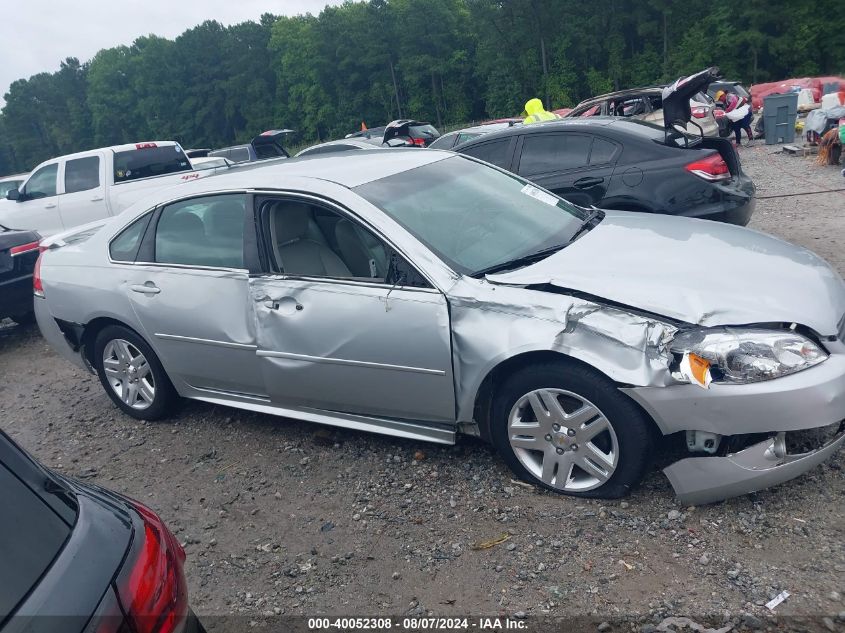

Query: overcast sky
0 0 341 106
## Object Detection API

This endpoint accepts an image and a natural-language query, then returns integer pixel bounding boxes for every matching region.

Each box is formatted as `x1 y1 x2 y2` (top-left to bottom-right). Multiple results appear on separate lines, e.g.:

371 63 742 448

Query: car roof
451 122 515 135
577 87 664 106
452 117 673 148
176 148 451 190
297 139 380 155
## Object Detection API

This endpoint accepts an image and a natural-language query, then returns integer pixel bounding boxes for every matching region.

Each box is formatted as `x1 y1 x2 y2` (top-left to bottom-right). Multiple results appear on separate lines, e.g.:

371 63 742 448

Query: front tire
491 361 653 498
94 325 176 420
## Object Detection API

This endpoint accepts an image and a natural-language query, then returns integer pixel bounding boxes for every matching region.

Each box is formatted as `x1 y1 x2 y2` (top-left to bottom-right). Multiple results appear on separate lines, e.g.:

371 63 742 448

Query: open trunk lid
251 129 294 160
662 67 720 133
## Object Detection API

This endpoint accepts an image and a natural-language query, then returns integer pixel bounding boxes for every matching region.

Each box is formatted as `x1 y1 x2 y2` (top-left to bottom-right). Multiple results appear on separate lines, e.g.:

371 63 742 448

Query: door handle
130 283 161 295
91 195 104 202
263 296 303 312
573 177 604 189
44 202 57 209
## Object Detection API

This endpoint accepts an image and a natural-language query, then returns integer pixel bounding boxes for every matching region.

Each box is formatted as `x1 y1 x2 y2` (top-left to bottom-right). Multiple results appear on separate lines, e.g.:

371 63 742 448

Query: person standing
716 90 753 145
523 98 560 124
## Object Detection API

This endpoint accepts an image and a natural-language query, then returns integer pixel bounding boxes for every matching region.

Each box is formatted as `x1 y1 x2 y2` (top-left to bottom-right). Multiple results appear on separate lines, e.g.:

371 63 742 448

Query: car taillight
410 137 426 147
685 153 731 182
9 240 40 256
33 249 45 297
691 106 709 119
712 109 725 119
115 501 188 633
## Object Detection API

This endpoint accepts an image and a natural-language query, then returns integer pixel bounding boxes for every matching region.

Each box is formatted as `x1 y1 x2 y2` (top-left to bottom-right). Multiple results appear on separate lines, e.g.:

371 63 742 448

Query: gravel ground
1 147 844 630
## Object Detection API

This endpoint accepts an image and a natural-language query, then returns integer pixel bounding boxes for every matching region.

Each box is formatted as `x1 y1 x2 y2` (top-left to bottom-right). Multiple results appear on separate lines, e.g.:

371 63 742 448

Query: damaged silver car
34 150 845 504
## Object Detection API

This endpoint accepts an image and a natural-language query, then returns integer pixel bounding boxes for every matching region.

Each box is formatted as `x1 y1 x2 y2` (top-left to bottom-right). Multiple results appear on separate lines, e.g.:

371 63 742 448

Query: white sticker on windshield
520 184 559 207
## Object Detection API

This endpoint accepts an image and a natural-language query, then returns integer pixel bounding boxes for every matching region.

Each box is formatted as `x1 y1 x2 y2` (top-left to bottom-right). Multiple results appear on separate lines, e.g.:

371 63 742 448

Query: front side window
355 156 583 276
113 145 191 183
110 212 152 262
65 156 101 193
459 139 512 168
518 134 592 176
23 164 58 199
0 180 22 198
155 195 246 268
263 198 406 283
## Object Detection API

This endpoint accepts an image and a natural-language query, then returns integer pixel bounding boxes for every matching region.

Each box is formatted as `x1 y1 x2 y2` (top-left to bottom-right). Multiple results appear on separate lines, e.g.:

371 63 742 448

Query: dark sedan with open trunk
452 117 755 225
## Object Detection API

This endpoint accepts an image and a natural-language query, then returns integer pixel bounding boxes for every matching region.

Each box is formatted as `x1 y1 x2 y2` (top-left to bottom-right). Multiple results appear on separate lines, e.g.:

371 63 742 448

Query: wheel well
471 350 662 443
80 317 142 367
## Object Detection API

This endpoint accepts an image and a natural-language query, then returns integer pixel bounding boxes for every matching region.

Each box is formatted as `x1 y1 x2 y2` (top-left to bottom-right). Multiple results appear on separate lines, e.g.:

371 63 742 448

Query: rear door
514 132 619 207
58 152 108 228
1 162 62 234
121 193 266 397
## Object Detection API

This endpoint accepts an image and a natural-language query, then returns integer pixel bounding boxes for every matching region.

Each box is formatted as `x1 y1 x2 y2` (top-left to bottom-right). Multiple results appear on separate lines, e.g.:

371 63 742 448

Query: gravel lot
2 147 844 630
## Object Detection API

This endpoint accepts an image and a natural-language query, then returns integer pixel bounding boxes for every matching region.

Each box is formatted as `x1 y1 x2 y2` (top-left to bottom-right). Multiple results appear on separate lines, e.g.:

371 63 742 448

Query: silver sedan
35 150 845 504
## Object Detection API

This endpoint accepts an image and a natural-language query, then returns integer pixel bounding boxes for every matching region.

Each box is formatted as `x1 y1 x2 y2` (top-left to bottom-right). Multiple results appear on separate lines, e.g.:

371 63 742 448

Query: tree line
1 0 842 175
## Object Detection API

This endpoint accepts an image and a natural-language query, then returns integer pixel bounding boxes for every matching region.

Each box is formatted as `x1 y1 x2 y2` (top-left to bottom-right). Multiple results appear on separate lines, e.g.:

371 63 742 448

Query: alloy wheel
102 338 156 410
508 388 619 491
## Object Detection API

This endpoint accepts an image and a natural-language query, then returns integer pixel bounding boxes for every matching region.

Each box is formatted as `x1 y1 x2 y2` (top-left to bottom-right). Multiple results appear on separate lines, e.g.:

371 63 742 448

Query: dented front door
250 276 456 422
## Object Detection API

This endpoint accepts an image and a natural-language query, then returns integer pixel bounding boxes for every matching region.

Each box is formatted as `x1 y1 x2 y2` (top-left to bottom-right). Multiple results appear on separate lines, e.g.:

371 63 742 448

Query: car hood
486 211 845 336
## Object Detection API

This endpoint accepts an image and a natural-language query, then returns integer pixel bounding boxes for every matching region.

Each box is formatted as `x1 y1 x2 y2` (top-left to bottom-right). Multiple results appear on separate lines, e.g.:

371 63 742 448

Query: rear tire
93 325 177 420
490 361 653 499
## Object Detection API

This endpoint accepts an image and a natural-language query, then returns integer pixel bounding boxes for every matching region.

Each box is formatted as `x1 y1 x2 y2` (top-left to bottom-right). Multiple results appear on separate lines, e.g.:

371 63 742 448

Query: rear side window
110 212 152 262
589 137 618 164
155 195 246 268
229 147 251 162
518 134 592 176
113 145 192 183
0 462 71 618
65 156 101 193
460 139 512 168
23 163 58 198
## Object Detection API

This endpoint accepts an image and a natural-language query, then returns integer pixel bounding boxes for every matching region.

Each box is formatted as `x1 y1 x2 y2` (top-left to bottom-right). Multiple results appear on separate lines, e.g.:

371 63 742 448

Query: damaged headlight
670 328 828 384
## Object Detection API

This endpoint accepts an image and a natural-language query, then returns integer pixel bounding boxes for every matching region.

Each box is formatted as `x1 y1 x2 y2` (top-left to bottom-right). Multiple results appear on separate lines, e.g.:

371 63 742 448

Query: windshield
354 156 584 275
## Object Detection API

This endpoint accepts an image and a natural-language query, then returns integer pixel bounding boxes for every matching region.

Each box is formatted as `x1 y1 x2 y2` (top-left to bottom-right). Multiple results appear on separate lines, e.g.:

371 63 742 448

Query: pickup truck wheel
94 325 176 420
491 361 653 499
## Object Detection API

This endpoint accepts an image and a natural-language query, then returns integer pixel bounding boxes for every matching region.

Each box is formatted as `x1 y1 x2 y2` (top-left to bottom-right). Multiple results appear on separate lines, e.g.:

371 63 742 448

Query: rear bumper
34 295 90 371
665 428 845 505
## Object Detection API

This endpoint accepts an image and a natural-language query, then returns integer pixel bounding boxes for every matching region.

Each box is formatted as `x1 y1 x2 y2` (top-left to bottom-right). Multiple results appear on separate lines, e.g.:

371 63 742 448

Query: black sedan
1 224 40 324
452 117 755 225
0 430 203 633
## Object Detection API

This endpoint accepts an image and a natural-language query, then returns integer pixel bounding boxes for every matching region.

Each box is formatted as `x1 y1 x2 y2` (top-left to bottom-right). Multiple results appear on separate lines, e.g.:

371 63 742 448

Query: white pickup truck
0 141 212 236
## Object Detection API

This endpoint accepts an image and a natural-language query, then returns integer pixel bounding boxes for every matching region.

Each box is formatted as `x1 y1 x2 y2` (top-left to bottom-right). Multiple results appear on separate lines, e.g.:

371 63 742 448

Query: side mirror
6 188 20 201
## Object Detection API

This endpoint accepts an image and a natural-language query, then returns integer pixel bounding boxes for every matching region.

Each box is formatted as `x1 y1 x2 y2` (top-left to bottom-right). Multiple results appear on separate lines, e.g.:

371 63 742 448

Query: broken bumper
623 353 845 503
34 295 89 372
664 428 845 506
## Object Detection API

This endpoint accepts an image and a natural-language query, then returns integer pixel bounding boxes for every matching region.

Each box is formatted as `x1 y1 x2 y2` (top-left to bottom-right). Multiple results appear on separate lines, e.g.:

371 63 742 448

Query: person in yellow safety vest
523 98 560 124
